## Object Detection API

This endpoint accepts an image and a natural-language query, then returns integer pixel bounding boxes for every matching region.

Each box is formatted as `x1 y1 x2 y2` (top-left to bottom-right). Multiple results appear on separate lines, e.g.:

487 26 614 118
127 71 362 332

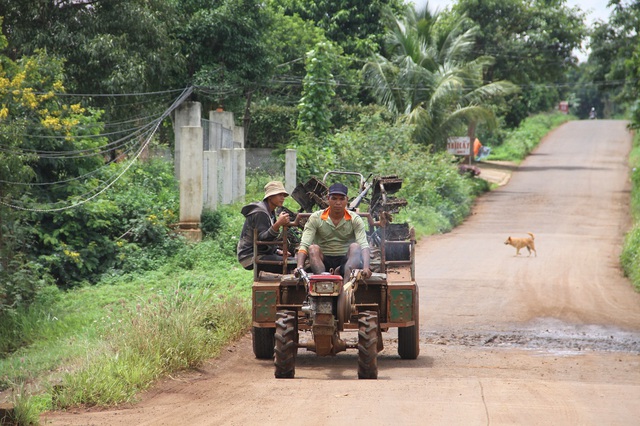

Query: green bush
200 209 224 238
246 104 298 148
247 103 396 149
621 132 640 291
23 159 182 287
621 224 640 291
289 114 480 234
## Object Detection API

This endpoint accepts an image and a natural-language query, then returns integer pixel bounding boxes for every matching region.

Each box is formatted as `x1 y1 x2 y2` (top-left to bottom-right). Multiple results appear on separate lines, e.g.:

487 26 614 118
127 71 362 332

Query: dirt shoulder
475 159 517 186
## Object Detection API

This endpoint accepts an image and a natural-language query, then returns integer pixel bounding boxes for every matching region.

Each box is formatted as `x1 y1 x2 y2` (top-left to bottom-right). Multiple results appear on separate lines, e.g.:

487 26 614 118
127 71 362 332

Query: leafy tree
169 0 284 143
0 0 184 94
0 0 280 143
296 42 338 137
267 0 407 104
261 9 328 104
0 0 186 162
587 0 640 124
0 37 111 304
363 6 518 150
447 0 587 126
268 0 406 58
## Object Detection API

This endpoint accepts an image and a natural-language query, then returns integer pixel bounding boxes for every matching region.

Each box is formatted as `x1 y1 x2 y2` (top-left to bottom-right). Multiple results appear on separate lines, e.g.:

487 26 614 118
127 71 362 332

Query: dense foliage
448 0 586 127
363 6 519 150
1 1 640 422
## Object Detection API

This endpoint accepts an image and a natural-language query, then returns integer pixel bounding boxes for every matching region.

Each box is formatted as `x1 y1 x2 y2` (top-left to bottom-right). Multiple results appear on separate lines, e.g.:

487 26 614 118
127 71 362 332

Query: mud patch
423 318 640 354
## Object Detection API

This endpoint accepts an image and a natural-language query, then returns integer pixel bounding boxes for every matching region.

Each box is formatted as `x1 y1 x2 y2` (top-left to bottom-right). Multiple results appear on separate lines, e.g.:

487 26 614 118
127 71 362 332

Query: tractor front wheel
357 310 379 379
274 310 298 378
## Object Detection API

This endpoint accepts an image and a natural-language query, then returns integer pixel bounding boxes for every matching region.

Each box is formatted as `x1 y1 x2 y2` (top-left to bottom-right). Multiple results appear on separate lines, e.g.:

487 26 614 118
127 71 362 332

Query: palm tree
363 5 518 150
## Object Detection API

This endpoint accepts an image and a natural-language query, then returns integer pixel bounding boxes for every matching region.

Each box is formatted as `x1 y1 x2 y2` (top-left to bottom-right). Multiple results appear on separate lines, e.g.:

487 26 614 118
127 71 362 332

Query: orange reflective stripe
320 208 352 221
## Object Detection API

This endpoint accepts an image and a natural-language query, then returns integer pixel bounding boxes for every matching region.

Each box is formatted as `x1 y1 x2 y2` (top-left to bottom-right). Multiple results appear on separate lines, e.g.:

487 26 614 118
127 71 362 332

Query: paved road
45 120 640 426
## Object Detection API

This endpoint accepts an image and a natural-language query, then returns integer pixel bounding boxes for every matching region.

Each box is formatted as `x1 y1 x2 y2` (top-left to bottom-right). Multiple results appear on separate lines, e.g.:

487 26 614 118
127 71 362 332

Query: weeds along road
45 120 640 426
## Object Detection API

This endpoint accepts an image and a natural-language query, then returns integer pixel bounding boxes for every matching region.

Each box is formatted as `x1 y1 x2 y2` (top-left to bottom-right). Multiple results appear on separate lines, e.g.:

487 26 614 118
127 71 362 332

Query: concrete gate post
203 151 218 211
233 126 245 202
285 149 297 194
219 148 233 205
174 102 201 178
178 126 203 242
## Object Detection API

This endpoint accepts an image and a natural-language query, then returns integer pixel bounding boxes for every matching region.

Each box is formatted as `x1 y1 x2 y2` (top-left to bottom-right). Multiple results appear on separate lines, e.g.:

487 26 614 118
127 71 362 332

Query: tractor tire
398 287 420 359
397 324 420 359
252 326 275 359
357 311 379 379
274 310 298 378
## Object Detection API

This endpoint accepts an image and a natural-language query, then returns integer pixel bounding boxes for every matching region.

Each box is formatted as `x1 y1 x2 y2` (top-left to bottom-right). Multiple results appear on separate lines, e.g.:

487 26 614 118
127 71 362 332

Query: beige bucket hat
263 181 289 200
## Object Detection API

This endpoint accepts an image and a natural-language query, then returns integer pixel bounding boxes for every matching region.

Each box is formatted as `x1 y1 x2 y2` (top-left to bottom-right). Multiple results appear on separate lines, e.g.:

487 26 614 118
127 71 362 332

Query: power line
0 86 194 212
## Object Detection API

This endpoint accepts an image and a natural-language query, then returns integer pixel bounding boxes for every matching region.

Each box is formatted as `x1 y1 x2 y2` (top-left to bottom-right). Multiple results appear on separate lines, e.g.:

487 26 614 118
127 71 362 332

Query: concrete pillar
210 110 235 129
220 148 233 205
233 126 245 148
233 126 245 202
174 102 201 178
285 149 297 194
179 126 203 241
203 151 218 210
206 110 246 205
234 148 246 202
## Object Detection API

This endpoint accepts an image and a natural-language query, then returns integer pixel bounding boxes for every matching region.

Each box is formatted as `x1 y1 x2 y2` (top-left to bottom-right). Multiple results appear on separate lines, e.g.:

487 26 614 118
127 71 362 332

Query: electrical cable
0 86 193 212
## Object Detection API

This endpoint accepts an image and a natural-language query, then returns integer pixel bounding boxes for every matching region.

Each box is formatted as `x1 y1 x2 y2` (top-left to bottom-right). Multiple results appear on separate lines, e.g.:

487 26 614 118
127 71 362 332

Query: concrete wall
172 104 296 220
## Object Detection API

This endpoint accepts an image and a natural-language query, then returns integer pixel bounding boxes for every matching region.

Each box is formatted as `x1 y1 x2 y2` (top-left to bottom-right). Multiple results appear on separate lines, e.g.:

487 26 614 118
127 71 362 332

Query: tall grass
621 130 640 291
52 288 249 408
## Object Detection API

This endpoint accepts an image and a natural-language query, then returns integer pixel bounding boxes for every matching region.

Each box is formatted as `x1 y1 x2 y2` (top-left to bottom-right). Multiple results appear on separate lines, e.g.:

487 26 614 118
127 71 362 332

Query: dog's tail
527 232 535 240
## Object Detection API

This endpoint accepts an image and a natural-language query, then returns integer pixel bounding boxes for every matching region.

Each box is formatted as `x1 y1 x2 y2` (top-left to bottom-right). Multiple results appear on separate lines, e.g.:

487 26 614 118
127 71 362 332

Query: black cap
328 182 348 196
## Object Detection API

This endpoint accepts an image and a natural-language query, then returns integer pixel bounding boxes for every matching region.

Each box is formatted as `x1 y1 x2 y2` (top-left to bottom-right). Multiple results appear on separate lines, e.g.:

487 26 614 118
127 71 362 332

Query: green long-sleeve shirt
298 208 369 256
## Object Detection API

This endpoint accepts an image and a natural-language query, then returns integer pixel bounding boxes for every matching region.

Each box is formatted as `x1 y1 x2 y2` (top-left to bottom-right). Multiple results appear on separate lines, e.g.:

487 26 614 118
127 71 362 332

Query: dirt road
45 120 640 426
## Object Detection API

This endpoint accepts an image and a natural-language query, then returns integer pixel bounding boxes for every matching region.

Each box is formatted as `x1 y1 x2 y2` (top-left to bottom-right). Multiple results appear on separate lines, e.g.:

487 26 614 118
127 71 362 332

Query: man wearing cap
237 181 293 273
296 182 371 280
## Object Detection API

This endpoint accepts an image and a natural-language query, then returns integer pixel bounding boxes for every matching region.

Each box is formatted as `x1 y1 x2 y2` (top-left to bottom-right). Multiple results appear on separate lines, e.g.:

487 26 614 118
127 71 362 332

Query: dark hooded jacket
237 200 281 269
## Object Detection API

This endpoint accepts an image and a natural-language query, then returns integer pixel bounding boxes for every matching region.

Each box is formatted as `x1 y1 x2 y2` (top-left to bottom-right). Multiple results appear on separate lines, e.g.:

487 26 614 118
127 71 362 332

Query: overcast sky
407 0 614 61
408 0 612 23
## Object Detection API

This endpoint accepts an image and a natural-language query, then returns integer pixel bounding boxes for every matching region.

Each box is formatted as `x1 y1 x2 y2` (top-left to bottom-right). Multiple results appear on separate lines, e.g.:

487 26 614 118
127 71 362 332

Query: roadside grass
52 287 250 408
1 114 574 424
621 130 640 291
0 207 253 423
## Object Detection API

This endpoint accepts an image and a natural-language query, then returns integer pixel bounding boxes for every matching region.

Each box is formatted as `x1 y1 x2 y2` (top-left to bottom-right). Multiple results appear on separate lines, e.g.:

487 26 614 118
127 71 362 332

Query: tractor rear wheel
252 327 275 359
398 286 420 359
274 310 298 378
397 324 420 359
357 310 379 379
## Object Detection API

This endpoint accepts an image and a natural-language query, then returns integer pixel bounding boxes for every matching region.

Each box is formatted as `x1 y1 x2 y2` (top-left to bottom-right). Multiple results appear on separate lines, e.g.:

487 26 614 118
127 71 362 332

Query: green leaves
364 5 518 150
296 41 338 136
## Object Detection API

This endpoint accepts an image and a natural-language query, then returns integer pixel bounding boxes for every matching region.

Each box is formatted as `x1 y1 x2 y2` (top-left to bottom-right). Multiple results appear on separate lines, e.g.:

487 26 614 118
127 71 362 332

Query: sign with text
447 136 471 156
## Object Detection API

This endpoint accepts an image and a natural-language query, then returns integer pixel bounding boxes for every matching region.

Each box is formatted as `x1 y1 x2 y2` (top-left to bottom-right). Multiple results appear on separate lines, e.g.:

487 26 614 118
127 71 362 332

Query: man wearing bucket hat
295 182 371 281
237 181 294 273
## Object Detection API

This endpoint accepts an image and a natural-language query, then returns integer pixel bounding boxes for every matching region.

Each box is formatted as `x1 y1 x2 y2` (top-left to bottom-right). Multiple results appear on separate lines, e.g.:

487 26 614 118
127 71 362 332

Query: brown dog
504 232 537 257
